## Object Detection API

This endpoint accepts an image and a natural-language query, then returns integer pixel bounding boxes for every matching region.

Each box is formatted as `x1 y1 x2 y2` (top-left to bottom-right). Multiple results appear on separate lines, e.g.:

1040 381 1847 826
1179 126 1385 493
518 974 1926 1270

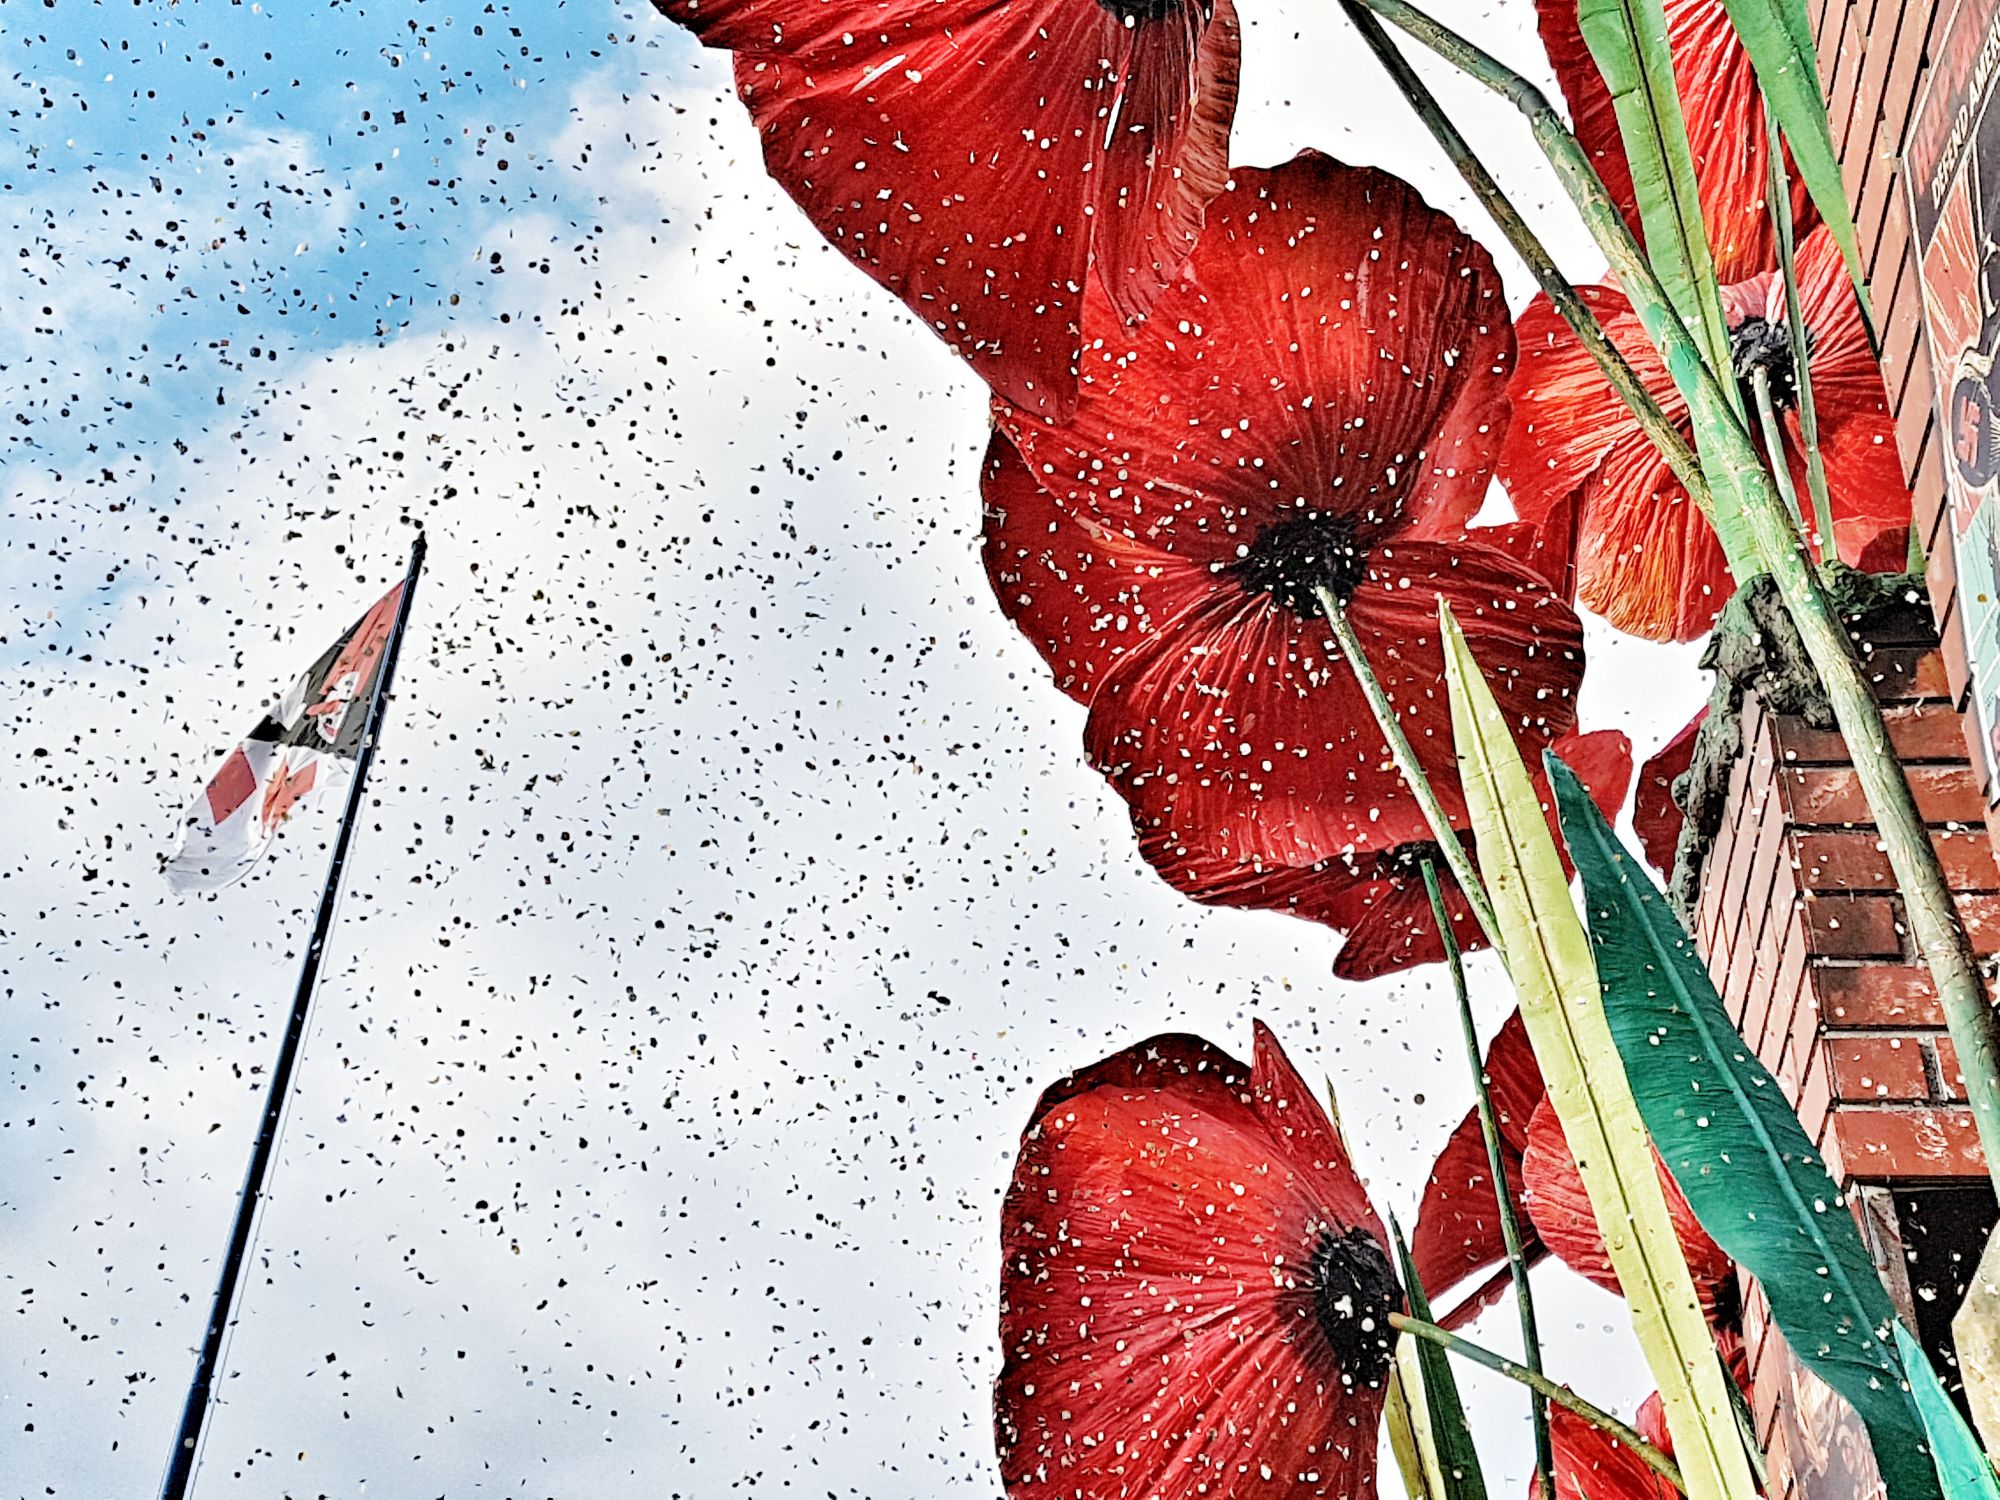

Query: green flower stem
1390 1312 1689 1495
1337 0 1708 502
1420 861 1555 1500
1314 585 1499 948
1349 0 2000 1198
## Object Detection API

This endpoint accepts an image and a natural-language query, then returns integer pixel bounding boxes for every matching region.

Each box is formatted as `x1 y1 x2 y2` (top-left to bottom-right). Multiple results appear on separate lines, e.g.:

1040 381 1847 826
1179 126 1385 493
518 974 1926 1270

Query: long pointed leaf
1439 603 1759 1500
1952 1227 2000 1456
1388 1352 1448 1500
1549 754 1940 1500
1717 0 1872 318
1394 1218 1490 1500
1576 0 1736 394
1895 1323 2000 1500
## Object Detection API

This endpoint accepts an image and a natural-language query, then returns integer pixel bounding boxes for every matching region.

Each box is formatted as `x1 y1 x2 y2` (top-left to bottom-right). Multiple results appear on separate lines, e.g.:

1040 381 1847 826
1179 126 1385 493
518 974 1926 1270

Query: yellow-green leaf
1439 601 1759 1500
1953 1226 2000 1457
1576 0 1736 394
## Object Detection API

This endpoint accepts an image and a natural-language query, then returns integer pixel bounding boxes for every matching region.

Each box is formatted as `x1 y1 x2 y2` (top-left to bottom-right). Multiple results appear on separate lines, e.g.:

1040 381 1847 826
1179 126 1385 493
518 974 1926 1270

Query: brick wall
1812 0 1992 777
1691 622 1996 1498
1692 626 1994 1184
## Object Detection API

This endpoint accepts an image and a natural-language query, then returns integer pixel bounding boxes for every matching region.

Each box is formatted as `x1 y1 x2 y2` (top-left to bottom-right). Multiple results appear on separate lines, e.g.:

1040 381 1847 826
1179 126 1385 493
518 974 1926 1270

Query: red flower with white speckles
651 0 1239 419
1502 227 1910 642
998 1022 1399 1500
983 155 1607 970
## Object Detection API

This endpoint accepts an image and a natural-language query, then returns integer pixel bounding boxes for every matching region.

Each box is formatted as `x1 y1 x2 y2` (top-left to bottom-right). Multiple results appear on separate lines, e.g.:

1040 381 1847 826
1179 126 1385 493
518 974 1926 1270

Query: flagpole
159 530 428 1500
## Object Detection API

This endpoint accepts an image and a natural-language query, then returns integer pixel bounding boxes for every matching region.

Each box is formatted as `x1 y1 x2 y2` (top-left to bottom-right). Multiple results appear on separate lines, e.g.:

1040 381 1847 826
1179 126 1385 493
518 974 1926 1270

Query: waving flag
167 582 404 891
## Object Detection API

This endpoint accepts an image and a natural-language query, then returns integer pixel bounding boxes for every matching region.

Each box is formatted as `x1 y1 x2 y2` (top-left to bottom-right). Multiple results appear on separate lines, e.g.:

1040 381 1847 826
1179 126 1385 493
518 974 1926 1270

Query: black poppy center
1096 0 1188 21
1729 315 1813 414
1374 839 1446 884
1228 512 1369 617
1309 1226 1400 1387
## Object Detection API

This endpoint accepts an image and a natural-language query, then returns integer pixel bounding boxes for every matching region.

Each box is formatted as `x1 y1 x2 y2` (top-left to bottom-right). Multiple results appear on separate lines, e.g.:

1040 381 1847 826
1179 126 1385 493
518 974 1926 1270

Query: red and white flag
167 583 404 891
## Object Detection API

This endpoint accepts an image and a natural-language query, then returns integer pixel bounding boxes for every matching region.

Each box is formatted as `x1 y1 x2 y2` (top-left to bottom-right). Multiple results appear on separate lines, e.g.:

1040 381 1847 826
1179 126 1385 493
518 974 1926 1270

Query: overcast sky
1 2 1711 1495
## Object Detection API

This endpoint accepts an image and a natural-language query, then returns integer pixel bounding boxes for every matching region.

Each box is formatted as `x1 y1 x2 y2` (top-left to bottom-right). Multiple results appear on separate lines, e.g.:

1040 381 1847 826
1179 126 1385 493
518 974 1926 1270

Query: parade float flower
1501 225 1911 642
998 1022 1400 1500
983 153 1631 973
650 0 1240 419
982 432 1620 976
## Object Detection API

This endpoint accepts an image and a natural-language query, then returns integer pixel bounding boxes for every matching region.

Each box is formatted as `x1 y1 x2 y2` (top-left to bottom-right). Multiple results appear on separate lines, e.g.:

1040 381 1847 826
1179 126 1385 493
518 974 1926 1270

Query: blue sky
0 3 1707 1495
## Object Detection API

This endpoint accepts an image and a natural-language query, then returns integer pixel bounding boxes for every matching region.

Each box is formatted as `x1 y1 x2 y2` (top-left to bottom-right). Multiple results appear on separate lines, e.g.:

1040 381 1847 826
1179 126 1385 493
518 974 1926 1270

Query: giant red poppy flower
984 429 1600 971
998 1022 1400 1500
984 155 1600 942
652 0 1239 420
1502 225 1911 642
1535 0 1812 284
1522 1095 1739 1321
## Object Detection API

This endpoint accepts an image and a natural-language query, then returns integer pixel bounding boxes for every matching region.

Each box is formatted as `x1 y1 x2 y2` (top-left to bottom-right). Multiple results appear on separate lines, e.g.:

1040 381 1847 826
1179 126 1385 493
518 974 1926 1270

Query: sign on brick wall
1908 0 2000 797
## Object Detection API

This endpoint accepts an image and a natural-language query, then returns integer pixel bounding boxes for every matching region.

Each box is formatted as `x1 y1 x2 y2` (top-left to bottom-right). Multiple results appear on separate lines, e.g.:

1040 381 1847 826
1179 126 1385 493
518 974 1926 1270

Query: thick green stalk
1391 1313 1688 1495
1762 110 1837 553
1314 586 1499 946
1420 862 1554 1500
1349 0 2000 1198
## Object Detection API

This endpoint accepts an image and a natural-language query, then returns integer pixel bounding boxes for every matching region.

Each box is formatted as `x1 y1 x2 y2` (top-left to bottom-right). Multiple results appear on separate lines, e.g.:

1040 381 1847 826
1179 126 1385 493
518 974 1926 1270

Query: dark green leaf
1548 752 1940 1500
1392 1217 1490 1500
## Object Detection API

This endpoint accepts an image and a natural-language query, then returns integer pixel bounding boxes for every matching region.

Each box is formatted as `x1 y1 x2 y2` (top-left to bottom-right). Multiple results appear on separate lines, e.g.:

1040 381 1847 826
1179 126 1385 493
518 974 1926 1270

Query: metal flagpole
158 530 428 1500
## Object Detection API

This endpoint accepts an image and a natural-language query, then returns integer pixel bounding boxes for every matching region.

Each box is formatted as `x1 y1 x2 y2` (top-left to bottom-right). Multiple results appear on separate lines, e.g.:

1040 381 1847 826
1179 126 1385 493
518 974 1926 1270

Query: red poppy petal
1091 0 1242 325
1087 540 1587 906
1522 1100 1737 1314
1574 425 1735 642
1411 1011 1548 1299
1633 711 1705 877
1330 871 1487 981
981 431 1172 704
997 1026 1396 1500
1501 286 1682 540
1503 281 1733 641
674 0 1238 418
1549 728 1635 828
1544 1404 1678 1500
1000 153 1513 559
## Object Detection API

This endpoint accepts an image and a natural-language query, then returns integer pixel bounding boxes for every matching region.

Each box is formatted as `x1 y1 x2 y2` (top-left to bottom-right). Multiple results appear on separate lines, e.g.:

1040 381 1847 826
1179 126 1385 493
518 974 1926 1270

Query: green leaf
1895 1323 2000 1500
1392 1218 1490 1500
1439 602 1760 1500
1716 0 1872 319
1576 0 1736 394
1548 753 1940 1500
